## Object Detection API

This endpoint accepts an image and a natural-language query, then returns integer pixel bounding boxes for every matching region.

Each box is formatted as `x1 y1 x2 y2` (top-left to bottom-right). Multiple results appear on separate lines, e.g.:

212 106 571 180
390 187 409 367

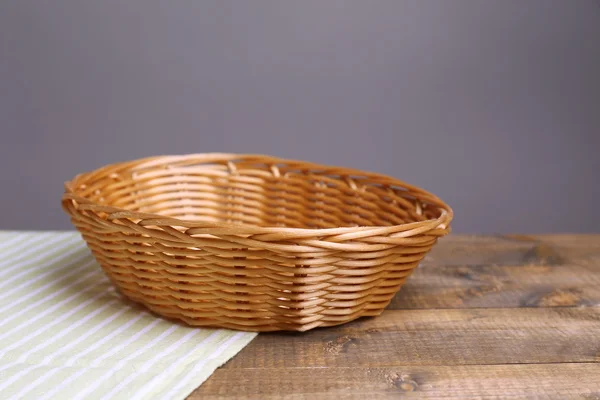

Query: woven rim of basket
62 153 453 236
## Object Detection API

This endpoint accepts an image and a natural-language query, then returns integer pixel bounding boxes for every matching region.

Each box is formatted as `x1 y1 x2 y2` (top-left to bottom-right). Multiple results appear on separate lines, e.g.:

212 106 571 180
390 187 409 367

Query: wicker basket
62 153 453 332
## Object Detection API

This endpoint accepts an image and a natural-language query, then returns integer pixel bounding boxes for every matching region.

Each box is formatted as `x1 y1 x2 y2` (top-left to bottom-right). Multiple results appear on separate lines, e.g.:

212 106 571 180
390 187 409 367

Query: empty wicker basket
62 153 453 332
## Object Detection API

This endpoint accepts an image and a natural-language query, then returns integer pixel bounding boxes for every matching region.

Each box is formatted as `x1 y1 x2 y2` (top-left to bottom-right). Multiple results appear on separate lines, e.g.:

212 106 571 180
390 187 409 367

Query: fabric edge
155 332 257 400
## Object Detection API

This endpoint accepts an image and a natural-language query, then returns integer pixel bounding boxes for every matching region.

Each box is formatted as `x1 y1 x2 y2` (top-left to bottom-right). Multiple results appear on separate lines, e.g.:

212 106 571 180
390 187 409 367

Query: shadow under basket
62 153 453 332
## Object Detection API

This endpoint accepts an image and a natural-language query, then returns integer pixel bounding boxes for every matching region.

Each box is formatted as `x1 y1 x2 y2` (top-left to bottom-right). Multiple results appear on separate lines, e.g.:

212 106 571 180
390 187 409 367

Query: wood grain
389 234 600 309
390 263 600 309
422 235 600 268
192 363 600 399
223 308 600 369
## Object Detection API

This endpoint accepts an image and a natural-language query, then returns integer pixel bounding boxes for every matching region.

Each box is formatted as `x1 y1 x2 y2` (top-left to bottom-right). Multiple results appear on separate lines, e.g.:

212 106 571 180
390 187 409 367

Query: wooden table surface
190 235 600 399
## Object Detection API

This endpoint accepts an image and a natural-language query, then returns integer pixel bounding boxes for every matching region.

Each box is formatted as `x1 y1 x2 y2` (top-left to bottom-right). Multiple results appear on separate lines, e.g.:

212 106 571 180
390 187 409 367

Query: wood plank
523 234 600 250
222 308 600 369
425 234 600 268
388 234 600 309
422 235 542 267
530 235 600 267
190 363 600 399
389 262 600 309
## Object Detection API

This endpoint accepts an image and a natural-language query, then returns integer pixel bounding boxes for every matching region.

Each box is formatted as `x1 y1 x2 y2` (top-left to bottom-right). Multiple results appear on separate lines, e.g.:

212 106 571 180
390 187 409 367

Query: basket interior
74 160 443 229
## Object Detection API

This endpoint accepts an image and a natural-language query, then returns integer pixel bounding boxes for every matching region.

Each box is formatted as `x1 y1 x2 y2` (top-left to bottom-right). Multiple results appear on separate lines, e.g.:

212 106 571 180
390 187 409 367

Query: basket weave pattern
62 154 453 332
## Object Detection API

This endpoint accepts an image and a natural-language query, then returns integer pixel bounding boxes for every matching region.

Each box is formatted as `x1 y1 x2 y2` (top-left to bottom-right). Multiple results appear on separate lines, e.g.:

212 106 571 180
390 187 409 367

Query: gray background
1 0 599 233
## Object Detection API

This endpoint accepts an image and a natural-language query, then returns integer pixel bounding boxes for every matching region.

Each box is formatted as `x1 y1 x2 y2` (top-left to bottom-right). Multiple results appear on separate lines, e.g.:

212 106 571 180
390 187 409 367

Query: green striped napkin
0 231 256 400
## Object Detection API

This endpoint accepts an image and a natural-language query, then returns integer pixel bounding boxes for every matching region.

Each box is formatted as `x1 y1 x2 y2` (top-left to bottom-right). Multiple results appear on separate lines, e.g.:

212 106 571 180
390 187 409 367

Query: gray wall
1 0 599 233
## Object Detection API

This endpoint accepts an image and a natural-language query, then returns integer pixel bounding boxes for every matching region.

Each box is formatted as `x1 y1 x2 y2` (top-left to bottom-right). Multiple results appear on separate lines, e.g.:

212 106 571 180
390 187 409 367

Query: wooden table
190 235 600 399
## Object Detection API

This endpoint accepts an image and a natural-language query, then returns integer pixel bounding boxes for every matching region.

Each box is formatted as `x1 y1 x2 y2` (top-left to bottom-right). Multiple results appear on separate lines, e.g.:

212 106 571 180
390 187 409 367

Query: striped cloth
0 231 256 400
